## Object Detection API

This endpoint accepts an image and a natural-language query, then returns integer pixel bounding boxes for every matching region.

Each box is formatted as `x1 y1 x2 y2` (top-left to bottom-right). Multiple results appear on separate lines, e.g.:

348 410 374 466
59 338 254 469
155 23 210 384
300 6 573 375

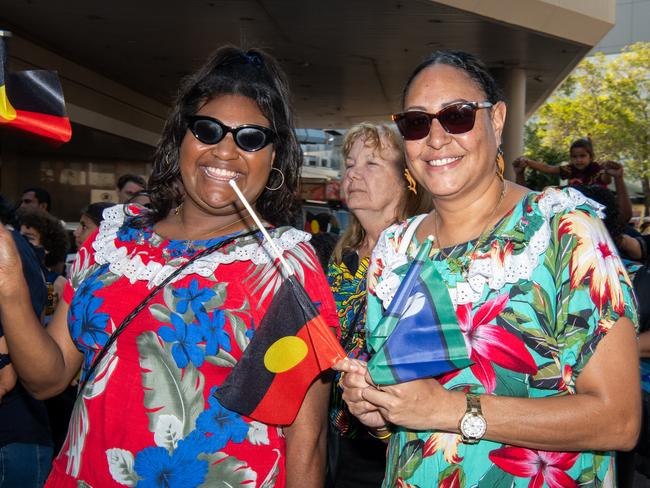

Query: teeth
203 166 239 178
426 156 462 166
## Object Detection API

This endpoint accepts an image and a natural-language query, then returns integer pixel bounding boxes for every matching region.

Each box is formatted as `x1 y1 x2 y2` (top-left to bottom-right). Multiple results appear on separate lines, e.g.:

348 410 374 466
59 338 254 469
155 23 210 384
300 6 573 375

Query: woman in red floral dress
0 46 337 487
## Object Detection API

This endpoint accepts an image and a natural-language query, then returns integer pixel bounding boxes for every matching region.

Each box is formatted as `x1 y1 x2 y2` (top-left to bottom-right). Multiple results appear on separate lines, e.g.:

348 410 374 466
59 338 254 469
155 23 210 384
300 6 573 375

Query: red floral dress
45 205 338 488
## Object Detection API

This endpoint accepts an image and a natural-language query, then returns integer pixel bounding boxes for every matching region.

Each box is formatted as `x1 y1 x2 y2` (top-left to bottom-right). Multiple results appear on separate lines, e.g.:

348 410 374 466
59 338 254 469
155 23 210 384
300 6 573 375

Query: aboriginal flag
214 275 345 425
0 34 72 143
367 237 472 385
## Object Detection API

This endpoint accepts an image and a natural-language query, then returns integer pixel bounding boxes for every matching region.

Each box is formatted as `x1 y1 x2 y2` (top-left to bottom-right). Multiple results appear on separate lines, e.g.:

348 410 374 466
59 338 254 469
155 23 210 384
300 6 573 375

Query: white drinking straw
229 178 294 277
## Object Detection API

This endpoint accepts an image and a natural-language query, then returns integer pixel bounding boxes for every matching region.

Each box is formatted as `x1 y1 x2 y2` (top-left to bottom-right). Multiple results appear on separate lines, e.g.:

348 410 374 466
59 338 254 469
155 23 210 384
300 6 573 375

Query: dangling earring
404 168 417 195
496 147 505 180
174 201 184 216
265 167 285 191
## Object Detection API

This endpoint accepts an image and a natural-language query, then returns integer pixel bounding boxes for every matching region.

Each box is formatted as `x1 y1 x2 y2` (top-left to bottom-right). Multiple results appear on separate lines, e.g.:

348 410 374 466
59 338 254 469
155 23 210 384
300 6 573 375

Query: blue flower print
72 297 111 348
195 393 249 453
68 273 110 349
134 440 208 488
116 221 152 243
246 320 255 341
166 240 191 259
158 313 205 369
173 279 216 315
196 310 231 356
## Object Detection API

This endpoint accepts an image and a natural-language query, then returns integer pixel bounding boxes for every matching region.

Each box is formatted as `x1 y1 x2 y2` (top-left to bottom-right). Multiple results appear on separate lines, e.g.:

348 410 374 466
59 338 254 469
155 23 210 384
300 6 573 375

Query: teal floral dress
45 204 338 488
366 187 637 488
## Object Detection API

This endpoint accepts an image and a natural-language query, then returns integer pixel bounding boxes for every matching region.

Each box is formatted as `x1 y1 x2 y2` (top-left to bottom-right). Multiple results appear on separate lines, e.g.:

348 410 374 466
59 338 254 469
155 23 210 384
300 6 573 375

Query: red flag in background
0 32 72 143
214 274 345 425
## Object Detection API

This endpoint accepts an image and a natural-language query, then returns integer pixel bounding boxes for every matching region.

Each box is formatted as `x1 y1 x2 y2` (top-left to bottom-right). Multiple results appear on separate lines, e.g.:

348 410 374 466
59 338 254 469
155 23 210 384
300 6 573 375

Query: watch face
461 414 487 439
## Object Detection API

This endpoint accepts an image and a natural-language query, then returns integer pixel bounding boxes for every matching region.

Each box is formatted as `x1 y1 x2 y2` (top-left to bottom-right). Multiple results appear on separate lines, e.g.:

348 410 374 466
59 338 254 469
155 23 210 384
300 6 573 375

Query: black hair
22 187 52 212
146 45 301 227
573 184 625 240
569 137 594 160
116 174 146 191
309 232 338 270
0 194 17 227
16 207 69 267
401 50 505 108
82 202 117 227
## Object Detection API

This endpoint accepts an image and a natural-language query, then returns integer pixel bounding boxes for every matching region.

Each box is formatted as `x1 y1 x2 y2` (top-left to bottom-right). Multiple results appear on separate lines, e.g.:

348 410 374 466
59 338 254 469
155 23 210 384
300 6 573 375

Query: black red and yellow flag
215 275 345 425
0 33 72 143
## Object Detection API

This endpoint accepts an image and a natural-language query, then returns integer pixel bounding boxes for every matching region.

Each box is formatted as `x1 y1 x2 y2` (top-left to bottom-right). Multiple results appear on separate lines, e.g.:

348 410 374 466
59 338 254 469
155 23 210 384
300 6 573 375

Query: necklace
434 180 507 279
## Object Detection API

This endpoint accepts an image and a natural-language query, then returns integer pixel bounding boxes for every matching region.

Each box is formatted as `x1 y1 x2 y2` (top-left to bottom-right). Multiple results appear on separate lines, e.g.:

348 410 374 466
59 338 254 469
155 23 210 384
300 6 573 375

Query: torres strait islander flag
215 275 345 425
0 33 72 143
367 236 472 385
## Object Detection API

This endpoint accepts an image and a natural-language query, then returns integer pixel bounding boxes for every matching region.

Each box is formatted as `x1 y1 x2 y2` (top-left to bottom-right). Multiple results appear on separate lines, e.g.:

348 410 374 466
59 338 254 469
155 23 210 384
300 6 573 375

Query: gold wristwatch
458 393 487 444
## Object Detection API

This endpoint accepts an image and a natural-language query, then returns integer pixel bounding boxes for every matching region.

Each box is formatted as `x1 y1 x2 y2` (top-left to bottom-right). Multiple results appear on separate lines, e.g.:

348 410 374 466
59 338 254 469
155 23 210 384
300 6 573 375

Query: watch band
467 393 482 414
459 393 487 444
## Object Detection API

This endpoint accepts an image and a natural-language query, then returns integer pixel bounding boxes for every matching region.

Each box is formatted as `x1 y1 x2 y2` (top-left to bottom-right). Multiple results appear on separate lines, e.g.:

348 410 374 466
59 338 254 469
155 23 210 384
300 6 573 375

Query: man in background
19 187 52 213
116 174 145 203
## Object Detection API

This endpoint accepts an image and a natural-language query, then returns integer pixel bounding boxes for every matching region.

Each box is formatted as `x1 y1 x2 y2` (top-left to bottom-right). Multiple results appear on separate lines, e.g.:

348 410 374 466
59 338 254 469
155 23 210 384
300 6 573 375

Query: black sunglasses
392 101 493 140
187 115 275 152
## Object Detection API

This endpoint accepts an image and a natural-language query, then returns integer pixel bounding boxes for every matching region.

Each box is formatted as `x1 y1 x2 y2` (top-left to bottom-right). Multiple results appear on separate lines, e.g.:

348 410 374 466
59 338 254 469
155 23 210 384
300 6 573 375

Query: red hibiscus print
456 294 538 393
489 446 579 488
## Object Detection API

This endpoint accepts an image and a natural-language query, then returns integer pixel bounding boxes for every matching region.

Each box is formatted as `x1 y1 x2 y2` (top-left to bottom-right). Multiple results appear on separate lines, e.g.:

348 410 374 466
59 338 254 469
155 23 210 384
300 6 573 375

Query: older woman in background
327 123 431 487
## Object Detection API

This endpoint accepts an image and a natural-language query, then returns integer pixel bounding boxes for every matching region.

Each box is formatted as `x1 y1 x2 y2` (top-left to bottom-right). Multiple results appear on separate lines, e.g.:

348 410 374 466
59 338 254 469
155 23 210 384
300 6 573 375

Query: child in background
514 137 612 188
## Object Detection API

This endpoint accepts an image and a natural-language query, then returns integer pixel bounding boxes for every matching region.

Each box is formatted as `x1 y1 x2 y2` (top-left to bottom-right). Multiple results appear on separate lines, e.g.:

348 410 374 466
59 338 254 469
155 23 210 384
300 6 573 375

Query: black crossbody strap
77 227 262 397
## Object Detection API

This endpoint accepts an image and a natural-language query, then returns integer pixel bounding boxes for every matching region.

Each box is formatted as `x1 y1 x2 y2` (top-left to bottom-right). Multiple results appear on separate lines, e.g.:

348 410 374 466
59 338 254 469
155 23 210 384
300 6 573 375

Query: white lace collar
92 205 311 288
371 187 603 309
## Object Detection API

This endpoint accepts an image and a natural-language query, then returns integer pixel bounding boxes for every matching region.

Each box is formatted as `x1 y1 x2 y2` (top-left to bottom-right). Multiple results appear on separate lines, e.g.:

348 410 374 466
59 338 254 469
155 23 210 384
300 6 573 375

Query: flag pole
229 178 294 277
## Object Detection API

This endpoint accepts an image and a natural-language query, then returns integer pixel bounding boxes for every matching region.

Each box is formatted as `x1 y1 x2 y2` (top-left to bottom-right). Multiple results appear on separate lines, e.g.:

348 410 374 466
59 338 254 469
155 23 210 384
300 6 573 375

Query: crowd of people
0 45 646 488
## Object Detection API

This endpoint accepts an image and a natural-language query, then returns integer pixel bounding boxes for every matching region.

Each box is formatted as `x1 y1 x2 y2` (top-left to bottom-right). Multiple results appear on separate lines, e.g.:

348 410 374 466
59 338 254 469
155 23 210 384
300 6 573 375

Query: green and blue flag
367 237 472 385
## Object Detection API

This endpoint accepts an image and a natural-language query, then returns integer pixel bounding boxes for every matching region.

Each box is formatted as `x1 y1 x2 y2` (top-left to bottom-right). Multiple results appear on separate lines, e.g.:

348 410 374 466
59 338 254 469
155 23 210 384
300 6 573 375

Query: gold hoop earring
496 147 505 179
265 167 285 191
404 168 418 195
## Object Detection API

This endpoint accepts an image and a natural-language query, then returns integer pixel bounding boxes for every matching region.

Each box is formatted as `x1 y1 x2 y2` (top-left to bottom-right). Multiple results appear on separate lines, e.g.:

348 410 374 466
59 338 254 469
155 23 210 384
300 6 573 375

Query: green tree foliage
521 124 565 191
525 42 650 204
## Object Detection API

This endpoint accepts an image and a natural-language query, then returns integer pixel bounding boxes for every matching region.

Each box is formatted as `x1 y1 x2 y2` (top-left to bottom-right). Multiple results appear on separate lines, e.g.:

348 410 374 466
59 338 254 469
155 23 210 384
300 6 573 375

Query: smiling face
402 64 505 201
179 94 275 217
342 135 405 218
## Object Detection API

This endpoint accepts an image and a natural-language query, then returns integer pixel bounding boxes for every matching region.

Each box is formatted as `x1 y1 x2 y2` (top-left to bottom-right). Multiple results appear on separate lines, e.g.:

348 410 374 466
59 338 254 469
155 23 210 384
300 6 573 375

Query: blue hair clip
244 51 263 68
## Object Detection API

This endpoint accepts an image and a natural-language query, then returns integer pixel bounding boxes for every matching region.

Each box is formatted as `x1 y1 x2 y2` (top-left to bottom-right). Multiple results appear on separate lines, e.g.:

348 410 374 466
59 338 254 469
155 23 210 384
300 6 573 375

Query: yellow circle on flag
264 336 308 373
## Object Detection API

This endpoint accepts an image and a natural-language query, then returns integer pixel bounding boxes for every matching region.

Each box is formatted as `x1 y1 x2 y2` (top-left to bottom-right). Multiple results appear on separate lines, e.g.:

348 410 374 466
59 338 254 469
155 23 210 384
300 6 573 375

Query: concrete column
492 68 526 182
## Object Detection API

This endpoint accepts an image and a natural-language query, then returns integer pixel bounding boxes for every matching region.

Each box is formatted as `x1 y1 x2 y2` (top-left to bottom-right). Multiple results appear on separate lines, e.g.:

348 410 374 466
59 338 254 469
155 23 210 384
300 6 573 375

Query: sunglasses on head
187 115 275 152
392 101 493 140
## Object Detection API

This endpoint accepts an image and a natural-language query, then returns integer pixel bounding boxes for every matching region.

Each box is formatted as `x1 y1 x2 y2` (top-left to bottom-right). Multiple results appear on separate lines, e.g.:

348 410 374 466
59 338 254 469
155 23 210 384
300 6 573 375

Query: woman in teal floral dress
0 47 337 487
335 51 640 487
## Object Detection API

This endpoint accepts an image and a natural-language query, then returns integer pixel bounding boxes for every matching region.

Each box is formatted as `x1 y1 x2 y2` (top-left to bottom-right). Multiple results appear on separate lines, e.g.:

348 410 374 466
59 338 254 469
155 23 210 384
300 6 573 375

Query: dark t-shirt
0 229 51 448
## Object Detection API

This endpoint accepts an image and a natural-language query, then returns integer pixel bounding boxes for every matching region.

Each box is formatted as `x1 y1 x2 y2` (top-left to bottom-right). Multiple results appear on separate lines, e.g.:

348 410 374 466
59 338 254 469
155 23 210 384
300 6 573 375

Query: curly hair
401 50 505 107
16 207 69 267
145 45 301 227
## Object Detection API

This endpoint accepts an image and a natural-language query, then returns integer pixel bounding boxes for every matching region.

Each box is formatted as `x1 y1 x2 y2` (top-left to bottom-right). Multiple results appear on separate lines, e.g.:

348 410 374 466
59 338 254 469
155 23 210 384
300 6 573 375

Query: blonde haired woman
327 123 431 487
